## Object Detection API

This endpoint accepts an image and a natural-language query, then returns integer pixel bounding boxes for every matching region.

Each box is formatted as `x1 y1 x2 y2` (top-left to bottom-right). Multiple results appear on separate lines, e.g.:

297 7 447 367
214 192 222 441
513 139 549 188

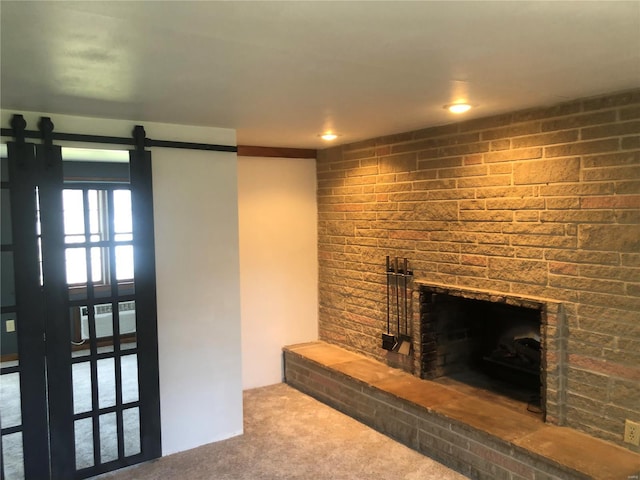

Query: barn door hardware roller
382 256 413 354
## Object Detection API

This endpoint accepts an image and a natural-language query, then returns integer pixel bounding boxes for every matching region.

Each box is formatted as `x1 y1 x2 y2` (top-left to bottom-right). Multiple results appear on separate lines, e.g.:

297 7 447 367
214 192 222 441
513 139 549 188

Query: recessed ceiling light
319 132 340 141
444 103 472 114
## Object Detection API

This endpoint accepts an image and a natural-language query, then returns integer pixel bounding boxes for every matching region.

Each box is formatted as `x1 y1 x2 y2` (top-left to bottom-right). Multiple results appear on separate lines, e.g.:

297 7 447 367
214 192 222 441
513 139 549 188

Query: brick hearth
284 342 640 480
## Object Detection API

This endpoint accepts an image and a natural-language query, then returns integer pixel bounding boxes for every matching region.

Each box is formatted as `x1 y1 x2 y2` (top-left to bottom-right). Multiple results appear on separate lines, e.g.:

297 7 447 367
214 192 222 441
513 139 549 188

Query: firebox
419 285 545 412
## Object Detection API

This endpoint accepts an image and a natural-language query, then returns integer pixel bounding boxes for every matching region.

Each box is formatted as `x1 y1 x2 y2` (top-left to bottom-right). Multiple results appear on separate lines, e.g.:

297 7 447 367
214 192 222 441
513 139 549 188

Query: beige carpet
95 383 467 480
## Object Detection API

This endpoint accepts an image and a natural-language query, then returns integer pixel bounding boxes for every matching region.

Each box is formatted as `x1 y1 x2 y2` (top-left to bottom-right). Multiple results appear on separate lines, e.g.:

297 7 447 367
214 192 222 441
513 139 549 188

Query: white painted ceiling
1 1 639 149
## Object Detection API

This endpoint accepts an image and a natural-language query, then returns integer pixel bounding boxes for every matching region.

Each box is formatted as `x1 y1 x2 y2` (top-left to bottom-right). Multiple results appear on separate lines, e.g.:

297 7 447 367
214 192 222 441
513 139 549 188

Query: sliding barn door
0 117 161 480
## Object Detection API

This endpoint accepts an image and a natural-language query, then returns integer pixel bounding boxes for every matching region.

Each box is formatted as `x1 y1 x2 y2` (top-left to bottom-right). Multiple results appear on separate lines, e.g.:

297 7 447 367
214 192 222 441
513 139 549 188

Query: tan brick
512 130 579 148
513 158 580 184
343 175 376 186
475 186 536 199
580 291 640 311
583 165 640 182
549 275 625 295
486 198 545 210
490 139 511 151
388 191 430 202
457 175 510 189
540 210 615 223
489 163 512 175
330 159 361 170
621 135 640 149
544 139 619 158
378 152 417 174
545 197 580 209
581 120 640 140
583 151 640 167
622 253 640 266
464 154 483 165
581 265 640 283
460 210 513 222
514 247 544 259
578 297 640 318
539 183 614 196
417 158 463 170
485 147 542 163
460 244 515 257
480 122 541 141
578 224 640 252
620 105 640 120
488 258 547 284
503 223 565 235
414 201 458 221
512 234 577 249
580 195 640 209
514 211 539 222
423 143 492 160
345 165 378 177
549 262 579 276
476 232 510 244
436 164 489 178
615 181 640 195
541 111 617 131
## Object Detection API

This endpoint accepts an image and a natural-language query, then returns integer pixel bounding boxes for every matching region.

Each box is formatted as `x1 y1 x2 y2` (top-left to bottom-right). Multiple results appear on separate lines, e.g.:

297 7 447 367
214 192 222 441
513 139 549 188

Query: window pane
120 300 137 349
1 313 19 364
65 248 87 284
1 252 15 307
74 418 94 469
90 247 103 283
72 361 92 414
121 354 138 404
71 307 90 357
115 246 134 281
0 372 21 429
88 190 102 239
98 358 115 409
114 190 132 234
2 432 25 480
63 190 85 236
99 413 118 463
65 247 105 285
123 408 141 457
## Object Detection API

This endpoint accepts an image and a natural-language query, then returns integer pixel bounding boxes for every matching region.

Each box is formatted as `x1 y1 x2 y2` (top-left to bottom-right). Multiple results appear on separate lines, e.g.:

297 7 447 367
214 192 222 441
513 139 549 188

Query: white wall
238 156 318 389
153 148 243 454
0 110 244 455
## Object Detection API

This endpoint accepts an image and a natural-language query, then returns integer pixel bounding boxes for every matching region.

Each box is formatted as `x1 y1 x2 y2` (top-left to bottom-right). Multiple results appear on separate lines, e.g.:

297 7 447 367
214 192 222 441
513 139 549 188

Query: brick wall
316 89 640 450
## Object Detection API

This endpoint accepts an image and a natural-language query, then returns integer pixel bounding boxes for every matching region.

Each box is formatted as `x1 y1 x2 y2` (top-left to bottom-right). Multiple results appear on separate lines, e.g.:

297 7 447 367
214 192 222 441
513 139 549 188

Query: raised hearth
284 341 640 480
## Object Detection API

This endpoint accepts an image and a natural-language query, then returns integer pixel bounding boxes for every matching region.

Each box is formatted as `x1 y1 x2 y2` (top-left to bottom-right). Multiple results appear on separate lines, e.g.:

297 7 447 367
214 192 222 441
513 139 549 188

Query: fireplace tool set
382 256 413 354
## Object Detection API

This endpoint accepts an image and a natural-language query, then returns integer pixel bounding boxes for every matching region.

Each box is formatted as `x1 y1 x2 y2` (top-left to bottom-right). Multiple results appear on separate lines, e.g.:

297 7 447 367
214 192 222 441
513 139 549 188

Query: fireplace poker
396 258 412 355
381 256 397 350
395 257 401 345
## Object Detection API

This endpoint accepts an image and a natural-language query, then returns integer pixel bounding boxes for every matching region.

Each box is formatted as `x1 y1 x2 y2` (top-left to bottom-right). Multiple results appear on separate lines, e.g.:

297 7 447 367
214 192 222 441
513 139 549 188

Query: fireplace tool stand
382 256 413 353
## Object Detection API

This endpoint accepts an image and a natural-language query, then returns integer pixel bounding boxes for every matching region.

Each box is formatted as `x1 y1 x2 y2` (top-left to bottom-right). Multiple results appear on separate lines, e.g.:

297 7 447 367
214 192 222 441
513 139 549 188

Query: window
63 188 134 286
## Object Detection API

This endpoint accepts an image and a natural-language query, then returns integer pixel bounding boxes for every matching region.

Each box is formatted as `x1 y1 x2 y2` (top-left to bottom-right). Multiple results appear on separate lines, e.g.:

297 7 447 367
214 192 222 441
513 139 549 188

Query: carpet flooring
94 383 468 480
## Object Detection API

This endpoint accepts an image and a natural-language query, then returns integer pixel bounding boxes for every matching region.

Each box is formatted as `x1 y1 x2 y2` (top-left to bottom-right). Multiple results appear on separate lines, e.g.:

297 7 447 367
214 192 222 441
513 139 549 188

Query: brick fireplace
316 89 640 452
415 282 566 424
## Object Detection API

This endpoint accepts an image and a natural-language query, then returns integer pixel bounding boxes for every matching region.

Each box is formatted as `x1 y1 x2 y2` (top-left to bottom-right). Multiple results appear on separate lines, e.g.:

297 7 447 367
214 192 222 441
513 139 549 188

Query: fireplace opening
420 287 544 412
